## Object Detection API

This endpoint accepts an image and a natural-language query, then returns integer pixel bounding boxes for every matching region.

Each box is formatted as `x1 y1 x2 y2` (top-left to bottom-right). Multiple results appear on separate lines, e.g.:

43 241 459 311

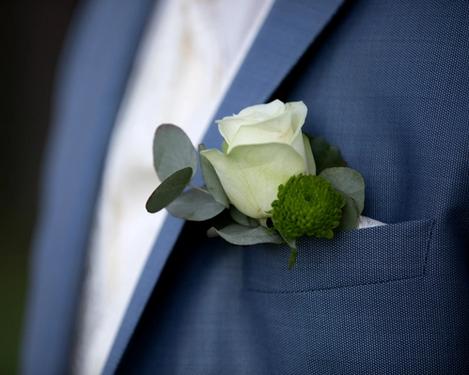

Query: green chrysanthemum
271 174 346 240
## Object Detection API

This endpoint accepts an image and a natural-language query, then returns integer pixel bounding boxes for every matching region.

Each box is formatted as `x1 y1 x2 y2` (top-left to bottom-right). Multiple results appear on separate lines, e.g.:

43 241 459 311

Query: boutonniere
146 100 365 268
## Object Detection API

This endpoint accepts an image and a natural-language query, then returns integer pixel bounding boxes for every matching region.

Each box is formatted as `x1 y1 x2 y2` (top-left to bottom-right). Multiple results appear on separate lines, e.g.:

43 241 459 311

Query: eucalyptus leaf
320 167 365 214
229 206 259 228
307 135 346 173
153 124 198 181
206 227 218 238
199 144 229 207
145 167 192 213
213 224 283 246
338 194 360 230
167 188 226 221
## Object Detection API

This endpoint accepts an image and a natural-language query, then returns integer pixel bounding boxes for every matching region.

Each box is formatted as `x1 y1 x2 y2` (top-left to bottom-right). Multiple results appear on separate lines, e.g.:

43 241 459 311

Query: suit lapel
22 0 156 373
103 0 346 373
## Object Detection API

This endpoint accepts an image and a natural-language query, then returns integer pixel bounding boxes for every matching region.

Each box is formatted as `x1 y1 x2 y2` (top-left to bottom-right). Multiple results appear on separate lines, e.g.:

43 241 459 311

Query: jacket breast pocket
243 218 435 293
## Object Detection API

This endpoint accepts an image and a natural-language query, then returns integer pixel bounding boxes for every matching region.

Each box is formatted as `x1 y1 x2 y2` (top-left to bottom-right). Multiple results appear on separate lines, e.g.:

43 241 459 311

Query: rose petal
217 100 285 145
238 99 284 117
201 143 306 218
227 110 293 152
220 101 308 154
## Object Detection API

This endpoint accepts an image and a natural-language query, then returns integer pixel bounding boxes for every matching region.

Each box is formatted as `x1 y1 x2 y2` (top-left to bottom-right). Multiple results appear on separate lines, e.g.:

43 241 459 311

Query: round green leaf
213 224 283 246
167 188 226 221
199 144 229 207
229 206 259 227
145 167 192 213
320 167 365 214
338 194 360 230
153 124 197 181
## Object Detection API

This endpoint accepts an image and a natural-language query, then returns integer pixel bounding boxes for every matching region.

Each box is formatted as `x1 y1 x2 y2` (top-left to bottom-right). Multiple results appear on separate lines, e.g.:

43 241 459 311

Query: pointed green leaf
146 167 192 213
198 144 229 207
307 135 346 173
213 224 283 246
167 188 226 221
320 167 365 214
303 134 316 175
229 206 259 227
153 124 197 181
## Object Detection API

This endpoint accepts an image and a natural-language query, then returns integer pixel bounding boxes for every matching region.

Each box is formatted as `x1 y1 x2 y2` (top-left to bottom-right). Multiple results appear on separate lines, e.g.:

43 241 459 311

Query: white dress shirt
74 1 274 374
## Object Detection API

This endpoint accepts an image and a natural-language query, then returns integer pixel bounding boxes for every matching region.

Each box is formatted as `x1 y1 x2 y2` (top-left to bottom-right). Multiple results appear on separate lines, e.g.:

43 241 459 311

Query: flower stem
288 247 298 270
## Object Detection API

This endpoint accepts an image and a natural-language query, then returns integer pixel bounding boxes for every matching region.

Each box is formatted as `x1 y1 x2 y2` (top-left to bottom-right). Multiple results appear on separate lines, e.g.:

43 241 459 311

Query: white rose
201 100 315 219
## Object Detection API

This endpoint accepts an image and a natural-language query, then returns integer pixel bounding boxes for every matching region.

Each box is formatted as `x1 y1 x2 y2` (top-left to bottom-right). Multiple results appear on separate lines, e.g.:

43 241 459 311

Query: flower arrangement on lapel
146 100 365 268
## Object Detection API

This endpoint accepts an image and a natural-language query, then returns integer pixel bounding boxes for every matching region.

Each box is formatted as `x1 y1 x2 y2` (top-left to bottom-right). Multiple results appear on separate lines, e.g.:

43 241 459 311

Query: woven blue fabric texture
118 1 469 373
23 0 469 374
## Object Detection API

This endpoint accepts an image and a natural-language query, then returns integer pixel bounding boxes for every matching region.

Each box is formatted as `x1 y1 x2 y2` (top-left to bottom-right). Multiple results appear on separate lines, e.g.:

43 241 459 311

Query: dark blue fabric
104 0 346 372
24 0 469 373
117 0 469 373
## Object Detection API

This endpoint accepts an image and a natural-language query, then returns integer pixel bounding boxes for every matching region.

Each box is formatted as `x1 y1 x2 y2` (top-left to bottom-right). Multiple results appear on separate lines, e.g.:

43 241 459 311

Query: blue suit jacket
23 0 469 374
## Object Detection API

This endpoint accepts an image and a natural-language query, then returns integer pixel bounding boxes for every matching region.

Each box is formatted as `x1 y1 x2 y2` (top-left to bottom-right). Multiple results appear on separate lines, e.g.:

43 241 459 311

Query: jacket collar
22 0 156 373
103 0 347 373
